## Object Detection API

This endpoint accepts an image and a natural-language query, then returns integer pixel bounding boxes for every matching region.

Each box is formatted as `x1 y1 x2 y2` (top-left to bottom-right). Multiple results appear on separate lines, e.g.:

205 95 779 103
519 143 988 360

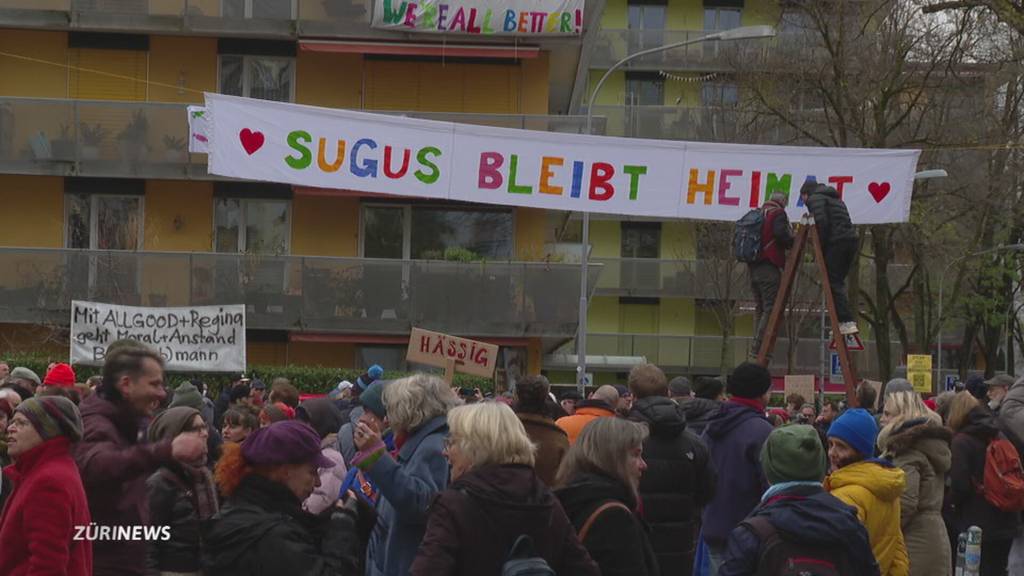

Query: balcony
0 97 599 180
553 332 886 375
0 247 602 337
583 105 807 144
590 29 813 72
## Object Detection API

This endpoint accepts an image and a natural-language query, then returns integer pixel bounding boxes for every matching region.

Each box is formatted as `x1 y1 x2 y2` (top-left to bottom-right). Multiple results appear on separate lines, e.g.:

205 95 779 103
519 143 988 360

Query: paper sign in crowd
199 93 921 224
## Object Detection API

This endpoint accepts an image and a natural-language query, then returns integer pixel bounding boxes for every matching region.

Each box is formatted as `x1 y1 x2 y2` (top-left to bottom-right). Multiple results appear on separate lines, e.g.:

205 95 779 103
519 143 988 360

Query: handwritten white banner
71 301 246 372
204 93 921 224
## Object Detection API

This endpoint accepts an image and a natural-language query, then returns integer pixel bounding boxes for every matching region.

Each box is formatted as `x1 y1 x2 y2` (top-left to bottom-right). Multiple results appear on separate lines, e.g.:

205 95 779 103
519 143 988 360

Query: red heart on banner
239 128 265 155
868 181 891 203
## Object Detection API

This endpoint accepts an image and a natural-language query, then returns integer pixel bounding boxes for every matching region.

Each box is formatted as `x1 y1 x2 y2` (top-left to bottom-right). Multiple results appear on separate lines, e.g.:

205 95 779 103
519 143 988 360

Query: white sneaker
839 322 859 335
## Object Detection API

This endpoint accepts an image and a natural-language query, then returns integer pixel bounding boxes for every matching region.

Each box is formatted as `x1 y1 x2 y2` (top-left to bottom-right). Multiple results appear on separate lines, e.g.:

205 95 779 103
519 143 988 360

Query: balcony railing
0 247 602 337
555 332 886 375
0 97 600 180
590 29 815 71
590 256 914 300
583 105 811 144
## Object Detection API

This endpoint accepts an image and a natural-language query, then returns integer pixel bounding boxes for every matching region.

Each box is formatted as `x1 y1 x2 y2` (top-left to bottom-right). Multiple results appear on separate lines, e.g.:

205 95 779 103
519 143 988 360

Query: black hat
669 377 692 397
727 362 772 399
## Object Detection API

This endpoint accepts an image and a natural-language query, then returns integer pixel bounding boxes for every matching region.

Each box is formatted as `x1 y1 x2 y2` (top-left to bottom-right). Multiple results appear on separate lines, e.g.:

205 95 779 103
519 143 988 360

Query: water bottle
964 526 983 576
955 532 966 576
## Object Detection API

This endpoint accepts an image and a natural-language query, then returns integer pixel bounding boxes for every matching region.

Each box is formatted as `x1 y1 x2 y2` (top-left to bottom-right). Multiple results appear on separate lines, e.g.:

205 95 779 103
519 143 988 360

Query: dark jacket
759 199 794 268
680 397 720 437
628 396 715 576
804 184 857 245
202 473 360 575
73 393 174 576
411 464 599 576
517 412 569 486
950 406 1021 541
146 463 218 574
556 472 660 576
700 401 773 548
720 484 880 576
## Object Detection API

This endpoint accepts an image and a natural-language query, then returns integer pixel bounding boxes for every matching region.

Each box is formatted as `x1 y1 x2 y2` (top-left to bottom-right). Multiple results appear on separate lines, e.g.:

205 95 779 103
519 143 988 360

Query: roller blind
364 59 520 113
68 48 148 101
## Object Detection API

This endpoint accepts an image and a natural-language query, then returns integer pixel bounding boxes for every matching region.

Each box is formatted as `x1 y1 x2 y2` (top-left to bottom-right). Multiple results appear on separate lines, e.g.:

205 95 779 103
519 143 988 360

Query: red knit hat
43 363 76 388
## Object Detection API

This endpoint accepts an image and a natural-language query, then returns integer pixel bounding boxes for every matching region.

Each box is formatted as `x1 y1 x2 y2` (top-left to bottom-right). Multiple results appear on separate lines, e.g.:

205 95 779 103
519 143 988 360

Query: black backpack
734 208 766 263
743 516 850 576
502 535 556 576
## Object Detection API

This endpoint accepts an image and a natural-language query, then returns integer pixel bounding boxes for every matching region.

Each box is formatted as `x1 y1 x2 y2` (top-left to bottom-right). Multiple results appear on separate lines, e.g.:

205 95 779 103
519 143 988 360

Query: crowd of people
1 346 1023 576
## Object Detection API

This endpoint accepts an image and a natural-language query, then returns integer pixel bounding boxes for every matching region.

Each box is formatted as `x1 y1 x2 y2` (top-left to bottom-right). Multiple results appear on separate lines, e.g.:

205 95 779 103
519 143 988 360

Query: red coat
0 436 93 576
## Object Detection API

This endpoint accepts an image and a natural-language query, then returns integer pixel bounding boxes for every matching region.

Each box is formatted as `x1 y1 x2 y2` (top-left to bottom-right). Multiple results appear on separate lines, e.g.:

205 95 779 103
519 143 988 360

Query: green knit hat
760 424 827 485
169 382 203 411
16 396 83 442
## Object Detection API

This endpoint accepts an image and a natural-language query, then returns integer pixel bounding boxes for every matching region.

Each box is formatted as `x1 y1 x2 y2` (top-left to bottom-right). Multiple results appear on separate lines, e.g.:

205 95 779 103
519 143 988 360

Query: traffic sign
829 333 865 351
830 352 844 384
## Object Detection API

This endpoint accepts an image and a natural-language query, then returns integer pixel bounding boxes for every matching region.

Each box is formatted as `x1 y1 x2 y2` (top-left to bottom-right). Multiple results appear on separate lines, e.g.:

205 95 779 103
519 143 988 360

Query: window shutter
68 48 148 101
365 60 421 110
365 59 521 113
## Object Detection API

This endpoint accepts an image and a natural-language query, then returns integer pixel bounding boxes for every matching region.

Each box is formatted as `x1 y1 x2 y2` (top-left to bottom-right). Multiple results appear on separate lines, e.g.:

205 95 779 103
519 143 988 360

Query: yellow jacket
827 460 910 576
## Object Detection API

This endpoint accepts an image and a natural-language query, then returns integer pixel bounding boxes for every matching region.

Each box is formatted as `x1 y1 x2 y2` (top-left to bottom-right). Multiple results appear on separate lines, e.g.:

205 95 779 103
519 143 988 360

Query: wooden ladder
754 217 860 406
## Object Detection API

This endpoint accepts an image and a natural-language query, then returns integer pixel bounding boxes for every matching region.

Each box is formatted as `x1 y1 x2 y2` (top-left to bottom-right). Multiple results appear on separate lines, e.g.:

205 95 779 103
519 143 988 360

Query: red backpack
980 437 1024 512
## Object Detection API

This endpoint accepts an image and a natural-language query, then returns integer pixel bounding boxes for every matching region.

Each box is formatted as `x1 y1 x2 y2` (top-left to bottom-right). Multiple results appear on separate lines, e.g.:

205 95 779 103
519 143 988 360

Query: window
65 194 143 250
780 9 814 35
626 73 664 106
222 0 296 19
361 205 514 261
702 83 739 107
627 3 666 53
219 55 294 102
703 7 741 31
621 222 661 258
214 198 290 254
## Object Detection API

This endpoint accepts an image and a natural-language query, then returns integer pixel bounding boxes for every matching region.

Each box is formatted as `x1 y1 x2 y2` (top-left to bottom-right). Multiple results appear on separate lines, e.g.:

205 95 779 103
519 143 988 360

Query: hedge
2 353 496 395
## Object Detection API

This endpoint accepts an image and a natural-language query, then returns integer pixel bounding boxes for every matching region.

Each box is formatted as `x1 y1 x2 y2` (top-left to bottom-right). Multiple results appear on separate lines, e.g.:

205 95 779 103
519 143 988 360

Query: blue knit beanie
827 408 878 457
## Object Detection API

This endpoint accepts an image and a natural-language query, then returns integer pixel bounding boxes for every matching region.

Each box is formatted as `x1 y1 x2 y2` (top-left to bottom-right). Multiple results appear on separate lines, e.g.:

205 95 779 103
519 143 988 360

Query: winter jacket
556 400 616 445
879 418 953 576
826 460 910 576
997 376 1024 456
74 392 174 576
556 472 660 576
758 199 794 268
700 400 773 548
628 396 715 575
719 483 880 576
411 464 599 576
360 415 450 576
517 412 569 486
804 184 857 245
950 406 1021 541
202 473 361 576
0 436 93 576
679 397 720 437
305 447 348 515
146 462 219 574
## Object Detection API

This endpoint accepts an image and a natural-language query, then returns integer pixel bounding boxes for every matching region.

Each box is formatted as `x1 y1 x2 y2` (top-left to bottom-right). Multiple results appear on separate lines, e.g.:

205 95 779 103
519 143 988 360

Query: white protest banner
71 301 246 372
372 0 583 35
205 93 921 224
187 106 209 154
406 327 499 379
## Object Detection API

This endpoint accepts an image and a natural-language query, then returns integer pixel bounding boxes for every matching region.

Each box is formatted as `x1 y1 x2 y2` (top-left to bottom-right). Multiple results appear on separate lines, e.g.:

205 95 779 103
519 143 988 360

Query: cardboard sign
907 354 933 393
784 374 816 402
372 0 584 35
406 327 499 378
71 300 246 372
204 93 921 223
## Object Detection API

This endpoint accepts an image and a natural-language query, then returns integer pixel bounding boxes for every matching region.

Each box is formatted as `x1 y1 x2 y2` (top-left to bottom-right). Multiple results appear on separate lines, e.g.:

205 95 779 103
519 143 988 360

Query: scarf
762 481 822 503
730 397 766 413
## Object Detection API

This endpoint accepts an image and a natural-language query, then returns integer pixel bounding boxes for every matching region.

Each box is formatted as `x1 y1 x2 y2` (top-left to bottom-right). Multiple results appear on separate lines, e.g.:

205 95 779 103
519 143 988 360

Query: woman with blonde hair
948 392 1020 575
352 374 458 576
877 390 952 576
555 417 659 576
411 402 598 576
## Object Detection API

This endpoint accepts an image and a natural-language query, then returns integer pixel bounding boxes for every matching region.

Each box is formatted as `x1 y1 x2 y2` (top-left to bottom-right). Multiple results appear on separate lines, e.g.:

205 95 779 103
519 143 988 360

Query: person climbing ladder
800 181 859 335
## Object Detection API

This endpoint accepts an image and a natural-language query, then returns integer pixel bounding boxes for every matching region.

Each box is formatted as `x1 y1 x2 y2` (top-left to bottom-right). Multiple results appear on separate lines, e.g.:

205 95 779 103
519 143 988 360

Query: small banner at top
71 301 246 372
204 94 921 223
372 0 583 35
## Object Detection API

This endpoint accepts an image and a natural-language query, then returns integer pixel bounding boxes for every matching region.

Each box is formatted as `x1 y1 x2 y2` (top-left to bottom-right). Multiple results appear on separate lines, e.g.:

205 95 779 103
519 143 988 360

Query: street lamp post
574 25 776 395
936 243 1024 390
